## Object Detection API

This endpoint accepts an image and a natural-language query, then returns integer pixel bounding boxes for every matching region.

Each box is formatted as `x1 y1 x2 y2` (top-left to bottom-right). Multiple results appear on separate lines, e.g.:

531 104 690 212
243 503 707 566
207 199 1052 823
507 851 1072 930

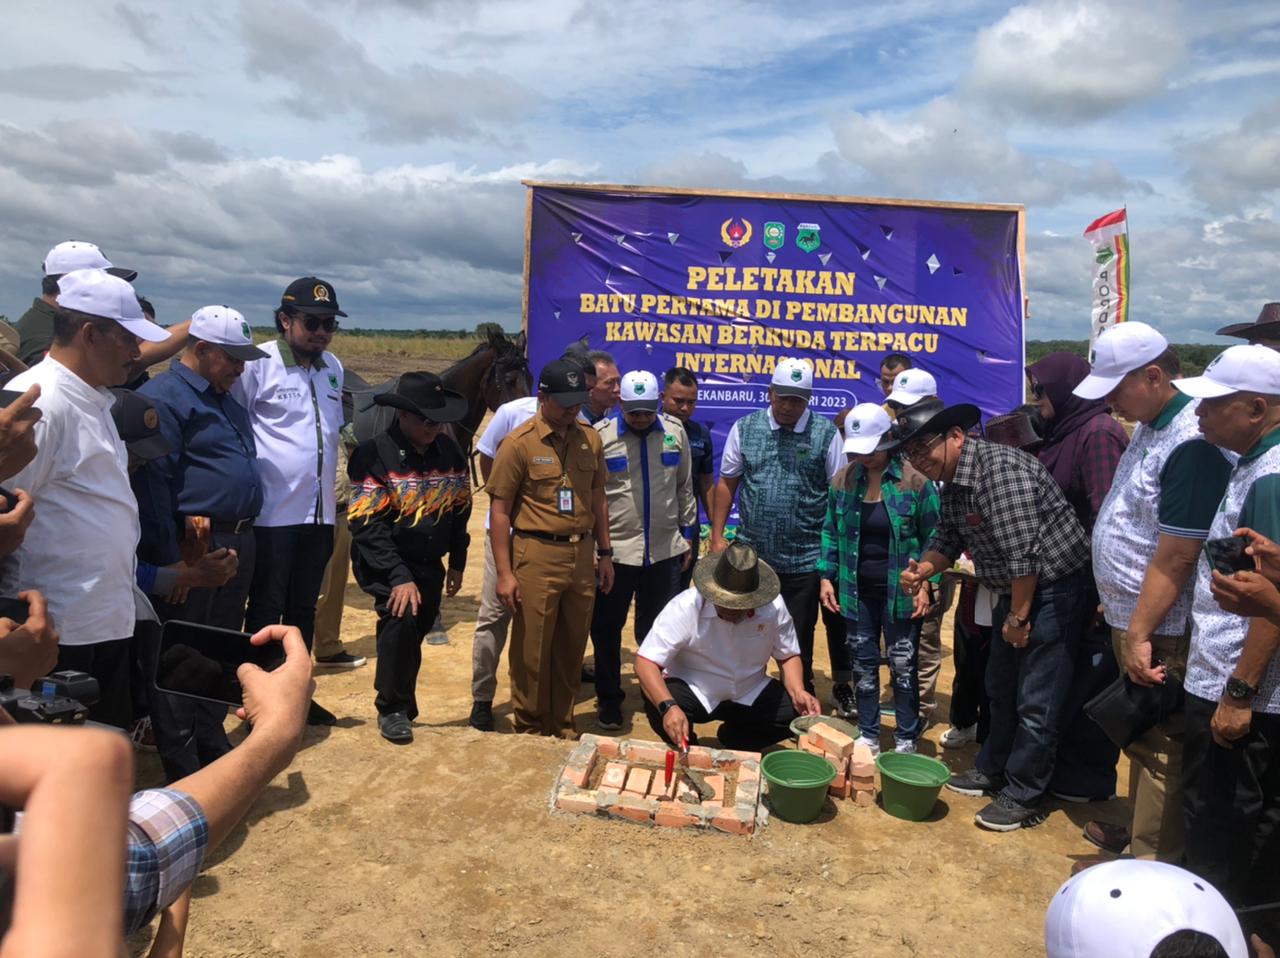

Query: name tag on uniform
557 488 575 514
532 456 554 465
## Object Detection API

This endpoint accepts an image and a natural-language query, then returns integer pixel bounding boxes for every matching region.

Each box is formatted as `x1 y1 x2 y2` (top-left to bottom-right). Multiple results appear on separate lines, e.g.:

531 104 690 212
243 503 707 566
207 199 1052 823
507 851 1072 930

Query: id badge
557 487 575 515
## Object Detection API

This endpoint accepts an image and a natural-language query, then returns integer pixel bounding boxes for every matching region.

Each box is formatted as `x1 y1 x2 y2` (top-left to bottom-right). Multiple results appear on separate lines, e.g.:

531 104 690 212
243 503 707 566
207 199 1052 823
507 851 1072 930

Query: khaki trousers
1111 627 1190 861
916 574 955 707
313 508 351 659
510 536 597 736
471 535 514 701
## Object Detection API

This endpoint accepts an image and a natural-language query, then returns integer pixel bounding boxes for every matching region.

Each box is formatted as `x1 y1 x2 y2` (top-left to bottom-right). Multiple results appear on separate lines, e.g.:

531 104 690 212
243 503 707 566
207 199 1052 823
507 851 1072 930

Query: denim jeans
848 586 921 745
591 556 683 709
977 570 1088 806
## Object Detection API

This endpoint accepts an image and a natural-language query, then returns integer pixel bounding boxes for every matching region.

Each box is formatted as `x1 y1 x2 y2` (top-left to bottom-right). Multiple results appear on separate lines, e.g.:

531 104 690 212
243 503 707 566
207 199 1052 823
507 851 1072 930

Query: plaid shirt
928 437 1089 592
818 458 940 620
125 788 209 934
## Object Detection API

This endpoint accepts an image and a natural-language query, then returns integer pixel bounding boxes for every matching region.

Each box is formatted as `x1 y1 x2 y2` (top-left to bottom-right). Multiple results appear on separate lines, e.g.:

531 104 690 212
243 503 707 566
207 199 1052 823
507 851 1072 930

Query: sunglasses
299 315 339 333
902 433 943 462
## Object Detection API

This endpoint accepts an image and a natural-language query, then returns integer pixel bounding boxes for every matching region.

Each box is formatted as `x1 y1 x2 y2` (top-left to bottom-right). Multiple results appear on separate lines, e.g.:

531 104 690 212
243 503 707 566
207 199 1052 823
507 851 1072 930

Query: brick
676 785 701 804
595 738 621 759
850 774 875 789
717 748 762 765
567 740 598 766
710 807 754 835
686 746 715 769
808 723 855 760
703 773 725 804
735 780 761 808
624 767 653 796
625 743 670 765
600 762 629 792
738 762 760 784
855 789 876 807
655 801 699 828
556 791 600 814
829 779 854 800
830 764 848 789
562 762 592 789
612 795 655 823
648 772 677 801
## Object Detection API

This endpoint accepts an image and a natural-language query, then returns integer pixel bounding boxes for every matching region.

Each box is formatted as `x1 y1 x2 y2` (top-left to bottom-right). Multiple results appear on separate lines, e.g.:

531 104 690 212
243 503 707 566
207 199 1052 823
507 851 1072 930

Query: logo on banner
763 221 785 250
1095 247 1115 265
720 218 753 248
796 223 821 253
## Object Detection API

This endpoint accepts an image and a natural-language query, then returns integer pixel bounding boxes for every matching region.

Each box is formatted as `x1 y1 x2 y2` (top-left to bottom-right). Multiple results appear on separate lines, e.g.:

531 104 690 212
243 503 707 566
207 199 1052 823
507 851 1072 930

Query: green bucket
789 714 859 743
761 750 837 824
875 753 951 821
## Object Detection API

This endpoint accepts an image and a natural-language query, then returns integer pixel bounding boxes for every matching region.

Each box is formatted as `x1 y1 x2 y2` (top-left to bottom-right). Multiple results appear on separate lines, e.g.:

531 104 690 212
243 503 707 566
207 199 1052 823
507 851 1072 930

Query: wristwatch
596 547 614 559
1225 676 1260 702
658 698 678 716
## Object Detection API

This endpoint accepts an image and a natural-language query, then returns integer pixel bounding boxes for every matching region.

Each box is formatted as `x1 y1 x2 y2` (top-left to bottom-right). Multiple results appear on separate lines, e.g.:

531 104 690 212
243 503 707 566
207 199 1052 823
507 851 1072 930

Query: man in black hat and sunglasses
348 372 472 743
234 277 347 725
897 398 1091 832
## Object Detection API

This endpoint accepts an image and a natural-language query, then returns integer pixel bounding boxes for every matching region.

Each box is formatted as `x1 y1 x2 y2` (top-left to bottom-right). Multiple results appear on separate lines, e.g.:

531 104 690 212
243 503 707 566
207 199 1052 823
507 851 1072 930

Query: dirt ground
127 397 1133 958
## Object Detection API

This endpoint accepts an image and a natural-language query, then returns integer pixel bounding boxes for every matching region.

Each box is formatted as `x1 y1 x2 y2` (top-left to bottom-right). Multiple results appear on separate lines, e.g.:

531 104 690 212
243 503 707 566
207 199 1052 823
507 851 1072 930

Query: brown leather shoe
1082 820 1130 855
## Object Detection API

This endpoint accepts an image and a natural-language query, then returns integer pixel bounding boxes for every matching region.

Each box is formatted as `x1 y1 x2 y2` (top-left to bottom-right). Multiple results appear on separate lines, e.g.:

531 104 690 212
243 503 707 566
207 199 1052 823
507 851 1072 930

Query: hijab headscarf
1025 352 1113 493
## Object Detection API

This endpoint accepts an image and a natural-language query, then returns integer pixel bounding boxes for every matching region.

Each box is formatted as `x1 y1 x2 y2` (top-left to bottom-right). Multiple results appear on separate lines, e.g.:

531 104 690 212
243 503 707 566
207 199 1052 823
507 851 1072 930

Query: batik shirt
347 422 472 586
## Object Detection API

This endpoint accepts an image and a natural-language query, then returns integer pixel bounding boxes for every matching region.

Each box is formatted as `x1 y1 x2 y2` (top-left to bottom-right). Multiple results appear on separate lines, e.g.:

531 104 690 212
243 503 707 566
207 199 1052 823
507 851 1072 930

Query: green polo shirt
1237 427 1280 542
14 298 56 366
1155 392 1232 536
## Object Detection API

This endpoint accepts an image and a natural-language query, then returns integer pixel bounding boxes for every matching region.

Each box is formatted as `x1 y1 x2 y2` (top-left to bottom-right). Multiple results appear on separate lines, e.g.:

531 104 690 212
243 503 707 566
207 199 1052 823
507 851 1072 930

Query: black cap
538 359 591 405
281 276 348 317
109 388 173 461
372 371 468 423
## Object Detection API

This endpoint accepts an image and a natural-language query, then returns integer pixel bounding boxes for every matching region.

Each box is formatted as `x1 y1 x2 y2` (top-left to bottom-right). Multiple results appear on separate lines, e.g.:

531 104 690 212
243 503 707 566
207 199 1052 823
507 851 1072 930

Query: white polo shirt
638 590 800 712
1 358 140 645
719 407 844 481
232 339 344 527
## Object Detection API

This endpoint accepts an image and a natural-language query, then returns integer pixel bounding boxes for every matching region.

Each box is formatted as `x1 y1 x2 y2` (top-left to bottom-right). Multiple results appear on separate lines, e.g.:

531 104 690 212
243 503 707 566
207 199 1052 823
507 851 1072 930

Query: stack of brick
798 722 875 805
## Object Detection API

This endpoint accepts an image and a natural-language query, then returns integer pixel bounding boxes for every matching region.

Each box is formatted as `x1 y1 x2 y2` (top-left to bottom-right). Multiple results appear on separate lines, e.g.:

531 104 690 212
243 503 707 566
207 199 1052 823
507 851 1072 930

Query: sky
0 0 1276 342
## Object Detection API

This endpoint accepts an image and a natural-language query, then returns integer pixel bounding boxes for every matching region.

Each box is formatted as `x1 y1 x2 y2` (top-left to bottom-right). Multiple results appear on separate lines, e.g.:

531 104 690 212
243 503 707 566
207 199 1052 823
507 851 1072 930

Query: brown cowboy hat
1217 302 1280 340
692 541 780 610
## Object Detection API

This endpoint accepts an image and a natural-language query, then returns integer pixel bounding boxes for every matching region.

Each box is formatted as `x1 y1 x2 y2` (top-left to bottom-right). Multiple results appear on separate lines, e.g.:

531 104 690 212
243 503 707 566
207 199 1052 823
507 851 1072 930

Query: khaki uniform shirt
487 409 605 537
594 412 696 566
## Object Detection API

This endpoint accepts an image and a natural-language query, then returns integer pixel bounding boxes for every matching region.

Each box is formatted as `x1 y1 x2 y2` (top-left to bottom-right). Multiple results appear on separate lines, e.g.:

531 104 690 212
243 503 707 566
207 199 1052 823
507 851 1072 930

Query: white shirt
1 358 141 645
232 340 344 526
638 590 800 712
719 408 844 481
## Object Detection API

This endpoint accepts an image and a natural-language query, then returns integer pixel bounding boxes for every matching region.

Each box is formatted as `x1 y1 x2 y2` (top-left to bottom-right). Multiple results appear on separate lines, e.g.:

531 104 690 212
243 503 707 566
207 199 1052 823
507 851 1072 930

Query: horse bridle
457 346 533 488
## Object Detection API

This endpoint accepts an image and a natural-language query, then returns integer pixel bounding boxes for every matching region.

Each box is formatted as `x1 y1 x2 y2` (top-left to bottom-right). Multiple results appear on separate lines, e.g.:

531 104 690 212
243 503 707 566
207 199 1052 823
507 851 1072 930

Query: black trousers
949 581 991 738
56 637 132 729
147 527 257 782
1050 599 1121 799
1183 692 1280 939
244 524 335 649
591 556 682 709
643 676 798 751
361 563 446 720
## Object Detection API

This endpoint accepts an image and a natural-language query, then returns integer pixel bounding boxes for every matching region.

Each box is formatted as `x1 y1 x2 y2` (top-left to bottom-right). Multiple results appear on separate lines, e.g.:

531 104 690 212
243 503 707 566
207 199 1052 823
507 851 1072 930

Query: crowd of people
0 237 1277 955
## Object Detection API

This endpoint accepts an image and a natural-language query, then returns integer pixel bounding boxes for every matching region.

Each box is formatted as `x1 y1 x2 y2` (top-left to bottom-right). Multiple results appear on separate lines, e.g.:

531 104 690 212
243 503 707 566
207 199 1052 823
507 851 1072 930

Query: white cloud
968 0 1187 122
1182 100 1280 211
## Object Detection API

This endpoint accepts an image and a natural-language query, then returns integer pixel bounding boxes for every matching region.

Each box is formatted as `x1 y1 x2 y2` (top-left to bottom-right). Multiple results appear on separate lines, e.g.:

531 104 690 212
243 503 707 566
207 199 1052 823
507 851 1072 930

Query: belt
211 517 256 534
513 528 587 544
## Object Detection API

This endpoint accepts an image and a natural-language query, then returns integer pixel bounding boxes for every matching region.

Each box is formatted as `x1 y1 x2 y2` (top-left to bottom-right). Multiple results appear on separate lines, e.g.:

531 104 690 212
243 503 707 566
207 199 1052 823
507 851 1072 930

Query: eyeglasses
902 433 943 462
300 315 339 333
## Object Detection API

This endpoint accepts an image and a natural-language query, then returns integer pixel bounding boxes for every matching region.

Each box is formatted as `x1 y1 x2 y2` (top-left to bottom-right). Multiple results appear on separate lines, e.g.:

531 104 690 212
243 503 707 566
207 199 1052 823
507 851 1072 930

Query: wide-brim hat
691 541 780 610
1217 302 1280 340
882 397 981 451
373 370 468 423
986 409 1043 450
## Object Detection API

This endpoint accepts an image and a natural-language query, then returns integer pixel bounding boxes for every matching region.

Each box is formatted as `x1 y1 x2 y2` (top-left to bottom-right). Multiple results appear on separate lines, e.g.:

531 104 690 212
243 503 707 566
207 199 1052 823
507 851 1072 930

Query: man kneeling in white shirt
635 541 821 751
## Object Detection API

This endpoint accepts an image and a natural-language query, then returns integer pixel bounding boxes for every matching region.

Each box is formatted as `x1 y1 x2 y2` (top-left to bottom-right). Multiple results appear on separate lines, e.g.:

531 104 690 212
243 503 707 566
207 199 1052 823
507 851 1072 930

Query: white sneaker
863 741 881 758
940 724 978 749
894 740 917 754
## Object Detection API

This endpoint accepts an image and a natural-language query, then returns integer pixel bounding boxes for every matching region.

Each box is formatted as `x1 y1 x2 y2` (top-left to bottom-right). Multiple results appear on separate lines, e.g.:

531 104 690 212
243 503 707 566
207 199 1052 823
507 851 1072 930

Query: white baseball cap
772 357 813 398
56 269 168 342
1073 322 1169 400
43 241 137 282
842 402 893 455
620 370 660 412
1045 860 1247 958
1174 344 1280 399
190 305 269 361
885 369 938 408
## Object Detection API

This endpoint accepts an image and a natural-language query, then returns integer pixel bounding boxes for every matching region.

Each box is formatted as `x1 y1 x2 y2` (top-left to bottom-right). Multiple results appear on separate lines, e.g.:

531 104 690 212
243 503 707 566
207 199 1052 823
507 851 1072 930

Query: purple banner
525 184 1024 464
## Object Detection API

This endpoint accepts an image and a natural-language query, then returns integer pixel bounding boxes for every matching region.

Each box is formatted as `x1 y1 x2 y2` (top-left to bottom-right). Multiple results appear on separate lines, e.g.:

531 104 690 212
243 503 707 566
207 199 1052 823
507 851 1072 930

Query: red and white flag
1083 209 1130 359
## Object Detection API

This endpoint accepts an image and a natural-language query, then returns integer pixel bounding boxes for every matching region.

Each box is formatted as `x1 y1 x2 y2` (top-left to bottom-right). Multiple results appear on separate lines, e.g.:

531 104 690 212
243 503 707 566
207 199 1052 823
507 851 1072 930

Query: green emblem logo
241 321 251 339
763 221 785 250
634 382 646 395
328 373 339 389
663 433 677 447
851 420 861 432
790 368 803 382
796 222 821 253
1095 247 1114 265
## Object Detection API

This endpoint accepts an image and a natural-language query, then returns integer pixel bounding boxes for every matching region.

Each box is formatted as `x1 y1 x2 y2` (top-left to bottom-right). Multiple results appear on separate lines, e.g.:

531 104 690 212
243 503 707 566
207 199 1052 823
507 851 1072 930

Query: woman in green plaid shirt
819 404 940 754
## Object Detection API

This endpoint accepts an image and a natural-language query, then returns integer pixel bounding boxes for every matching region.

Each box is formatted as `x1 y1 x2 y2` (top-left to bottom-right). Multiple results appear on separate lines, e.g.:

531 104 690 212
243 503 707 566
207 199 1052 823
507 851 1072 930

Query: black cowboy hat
883 397 981 451
986 405 1045 451
1217 302 1280 341
692 540 780 610
373 371 468 423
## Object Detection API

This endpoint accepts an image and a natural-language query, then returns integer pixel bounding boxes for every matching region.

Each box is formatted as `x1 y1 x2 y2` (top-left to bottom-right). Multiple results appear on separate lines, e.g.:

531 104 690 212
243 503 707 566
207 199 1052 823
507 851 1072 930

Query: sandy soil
127 400 1133 957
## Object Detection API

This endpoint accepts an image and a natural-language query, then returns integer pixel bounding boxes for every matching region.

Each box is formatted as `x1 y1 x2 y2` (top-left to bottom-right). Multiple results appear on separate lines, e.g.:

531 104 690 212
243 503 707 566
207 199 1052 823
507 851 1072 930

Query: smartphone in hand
1204 535 1254 576
154 620 286 707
